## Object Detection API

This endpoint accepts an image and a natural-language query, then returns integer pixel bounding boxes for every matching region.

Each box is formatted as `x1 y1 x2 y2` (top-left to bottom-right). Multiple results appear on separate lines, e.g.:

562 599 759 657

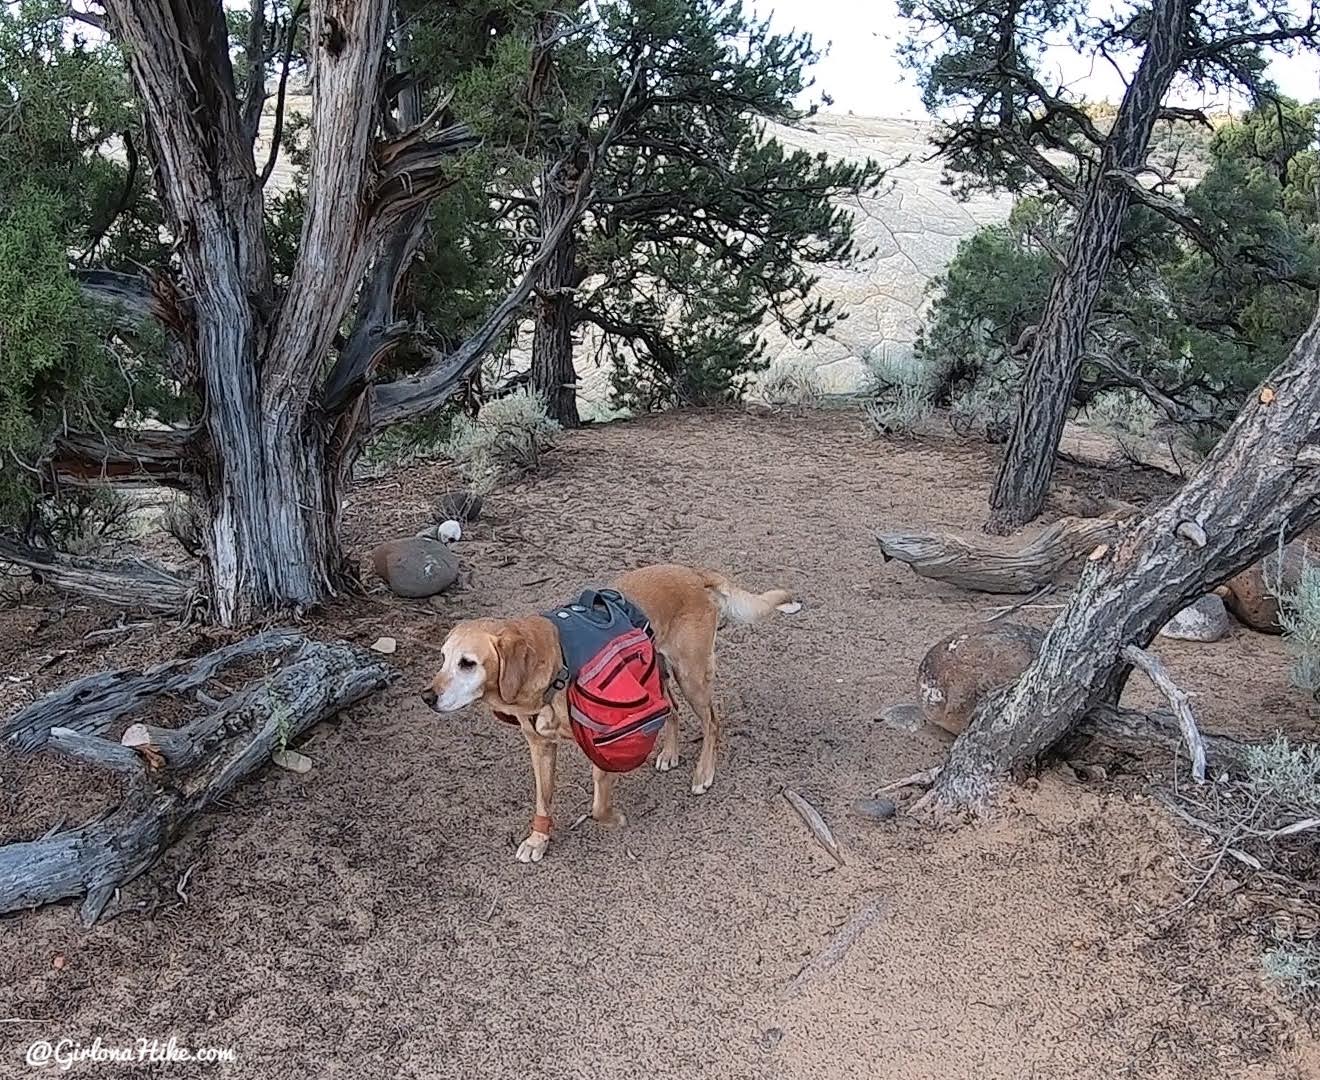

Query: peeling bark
0 632 391 924
0 536 197 617
985 0 1193 533
877 512 1132 594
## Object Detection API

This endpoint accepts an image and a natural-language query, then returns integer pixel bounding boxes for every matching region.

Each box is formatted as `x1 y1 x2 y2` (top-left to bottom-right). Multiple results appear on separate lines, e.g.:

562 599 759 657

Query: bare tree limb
0 634 391 924
4 629 304 752
46 727 145 774
0 537 197 618
240 0 269 144
259 1 306 186
44 428 194 489
1120 646 1207 783
366 165 594 432
365 62 645 433
877 513 1135 594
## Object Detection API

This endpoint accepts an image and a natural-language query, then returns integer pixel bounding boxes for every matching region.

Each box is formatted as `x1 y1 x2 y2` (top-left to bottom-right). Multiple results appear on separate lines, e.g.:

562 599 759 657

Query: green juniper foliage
0 1 180 526
590 0 884 410
918 103 1320 432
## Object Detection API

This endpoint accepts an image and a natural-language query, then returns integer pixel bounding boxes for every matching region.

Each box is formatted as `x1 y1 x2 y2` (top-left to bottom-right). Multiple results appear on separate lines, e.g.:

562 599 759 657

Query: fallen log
0 631 392 924
876 511 1134 594
0 535 198 617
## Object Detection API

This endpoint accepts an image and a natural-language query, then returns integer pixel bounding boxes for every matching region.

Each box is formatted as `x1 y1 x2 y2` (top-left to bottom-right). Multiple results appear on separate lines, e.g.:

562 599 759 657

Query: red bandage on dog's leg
531 814 553 836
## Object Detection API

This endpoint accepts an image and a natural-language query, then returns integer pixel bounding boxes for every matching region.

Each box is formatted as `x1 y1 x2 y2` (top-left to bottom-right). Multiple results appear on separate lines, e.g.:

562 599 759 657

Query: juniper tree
899 0 1320 531
520 0 885 425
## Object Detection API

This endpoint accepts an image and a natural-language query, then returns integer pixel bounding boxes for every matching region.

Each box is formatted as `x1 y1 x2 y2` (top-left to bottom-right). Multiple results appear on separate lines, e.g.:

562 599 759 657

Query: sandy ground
1 408 1317 1079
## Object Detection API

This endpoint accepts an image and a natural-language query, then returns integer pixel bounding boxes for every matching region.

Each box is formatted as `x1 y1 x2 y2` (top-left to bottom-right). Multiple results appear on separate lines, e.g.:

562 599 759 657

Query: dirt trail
1 409 1316 1078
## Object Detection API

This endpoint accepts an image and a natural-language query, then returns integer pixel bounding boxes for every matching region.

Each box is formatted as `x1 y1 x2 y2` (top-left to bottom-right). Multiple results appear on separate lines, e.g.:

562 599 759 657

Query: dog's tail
700 569 801 624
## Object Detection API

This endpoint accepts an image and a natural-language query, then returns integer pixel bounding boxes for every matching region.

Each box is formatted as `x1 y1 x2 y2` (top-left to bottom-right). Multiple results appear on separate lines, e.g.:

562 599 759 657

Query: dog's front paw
515 831 550 863
654 746 680 772
690 774 713 796
592 807 628 828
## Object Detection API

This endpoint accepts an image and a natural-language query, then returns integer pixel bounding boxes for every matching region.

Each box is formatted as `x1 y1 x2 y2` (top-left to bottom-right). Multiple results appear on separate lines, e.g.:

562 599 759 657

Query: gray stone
1158 593 1231 643
371 538 459 599
433 489 483 523
851 797 897 822
878 703 923 732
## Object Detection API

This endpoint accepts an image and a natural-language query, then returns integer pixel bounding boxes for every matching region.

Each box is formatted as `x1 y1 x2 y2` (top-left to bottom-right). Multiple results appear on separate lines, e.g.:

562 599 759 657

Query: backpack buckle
544 665 570 704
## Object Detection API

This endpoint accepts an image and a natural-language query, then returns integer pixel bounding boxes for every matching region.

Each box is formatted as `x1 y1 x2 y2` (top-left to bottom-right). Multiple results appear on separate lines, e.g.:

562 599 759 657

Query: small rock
437 520 462 544
371 537 460 599
1158 593 1230 643
51 952 67 971
851 796 897 821
434 489 483 523
918 622 1044 736
878 703 923 732
273 749 312 774
370 636 397 654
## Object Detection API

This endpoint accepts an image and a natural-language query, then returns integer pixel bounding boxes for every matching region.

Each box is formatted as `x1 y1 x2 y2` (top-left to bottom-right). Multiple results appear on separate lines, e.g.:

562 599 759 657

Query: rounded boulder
918 622 1044 736
1221 541 1310 634
371 538 459 599
1158 593 1231 643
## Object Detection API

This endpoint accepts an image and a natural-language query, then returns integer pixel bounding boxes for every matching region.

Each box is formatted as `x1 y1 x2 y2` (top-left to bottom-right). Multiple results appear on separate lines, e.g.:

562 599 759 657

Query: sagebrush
1262 940 1320 1002
1270 542 1320 694
758 364 825 410
446 389 560 494
862 343 934 436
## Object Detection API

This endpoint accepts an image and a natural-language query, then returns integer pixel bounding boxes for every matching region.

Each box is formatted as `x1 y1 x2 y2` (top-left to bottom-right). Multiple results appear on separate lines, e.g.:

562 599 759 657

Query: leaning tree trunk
931 312 1320 813
984 0 1192 535
530 161 585 427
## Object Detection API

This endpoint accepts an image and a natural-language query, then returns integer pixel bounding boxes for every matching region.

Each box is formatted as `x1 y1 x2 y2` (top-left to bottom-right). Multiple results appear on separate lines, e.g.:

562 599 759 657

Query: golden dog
422 563 799 862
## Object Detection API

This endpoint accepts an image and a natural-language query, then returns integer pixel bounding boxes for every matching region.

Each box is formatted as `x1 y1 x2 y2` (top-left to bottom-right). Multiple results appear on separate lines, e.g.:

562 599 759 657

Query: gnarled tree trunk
32 1 605 626
932 311 1320 813
985 0 1192 534
530 161 583 428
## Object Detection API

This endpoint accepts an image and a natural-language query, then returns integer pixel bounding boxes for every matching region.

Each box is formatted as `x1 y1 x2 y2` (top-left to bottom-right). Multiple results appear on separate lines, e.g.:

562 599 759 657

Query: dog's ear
496 625 533 704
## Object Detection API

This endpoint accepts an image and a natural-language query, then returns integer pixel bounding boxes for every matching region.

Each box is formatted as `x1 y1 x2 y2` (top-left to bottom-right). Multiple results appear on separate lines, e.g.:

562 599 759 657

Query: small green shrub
1086 389 1159 440
1270 544 1320 694
949 356 1019 440
361 411 457 474
39 489 138 555
1263 940 1320 1001
446 389 560 494
862 343 935 436
1243 735 1320 816
758 364 825 410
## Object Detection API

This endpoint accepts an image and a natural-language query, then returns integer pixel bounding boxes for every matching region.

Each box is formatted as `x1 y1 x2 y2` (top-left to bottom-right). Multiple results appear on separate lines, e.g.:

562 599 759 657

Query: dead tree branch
0 537 197 617
1121 645 1207 783
877 512 1135 594
0 632 392 924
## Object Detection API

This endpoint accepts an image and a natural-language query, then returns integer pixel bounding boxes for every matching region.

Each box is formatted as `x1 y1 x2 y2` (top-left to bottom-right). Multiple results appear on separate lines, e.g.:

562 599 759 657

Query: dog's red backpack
546 589 671 773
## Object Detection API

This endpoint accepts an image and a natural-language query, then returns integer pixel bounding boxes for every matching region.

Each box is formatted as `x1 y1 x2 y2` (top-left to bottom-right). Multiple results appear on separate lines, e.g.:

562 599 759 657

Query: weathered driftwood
876 512 1133 595
782 788 844 866
0 536 197 617
782 898 887 1000
1120 646 1207 783
4 629 304 753
0 631 391 924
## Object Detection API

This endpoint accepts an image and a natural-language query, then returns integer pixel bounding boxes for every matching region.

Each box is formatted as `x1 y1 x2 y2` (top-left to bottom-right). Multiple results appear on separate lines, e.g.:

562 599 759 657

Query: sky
757 0 1320 119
